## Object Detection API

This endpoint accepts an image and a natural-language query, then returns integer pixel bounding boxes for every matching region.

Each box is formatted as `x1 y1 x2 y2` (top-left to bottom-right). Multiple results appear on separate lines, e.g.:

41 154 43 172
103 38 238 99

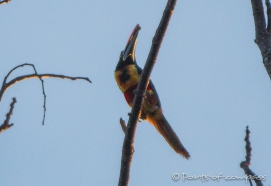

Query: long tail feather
147 110 190 159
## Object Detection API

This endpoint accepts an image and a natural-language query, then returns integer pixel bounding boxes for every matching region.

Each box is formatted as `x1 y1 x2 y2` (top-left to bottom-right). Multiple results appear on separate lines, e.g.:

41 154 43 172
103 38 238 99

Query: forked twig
1 64 45 102
1 64 47 124
0 63 91 126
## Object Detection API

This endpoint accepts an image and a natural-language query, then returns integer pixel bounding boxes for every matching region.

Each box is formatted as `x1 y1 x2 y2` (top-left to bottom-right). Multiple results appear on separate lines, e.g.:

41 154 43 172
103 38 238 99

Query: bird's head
115 24 141 71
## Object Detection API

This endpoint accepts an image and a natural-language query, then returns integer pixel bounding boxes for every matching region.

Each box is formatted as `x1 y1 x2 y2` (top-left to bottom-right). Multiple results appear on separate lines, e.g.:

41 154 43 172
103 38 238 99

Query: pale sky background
1 1 271 186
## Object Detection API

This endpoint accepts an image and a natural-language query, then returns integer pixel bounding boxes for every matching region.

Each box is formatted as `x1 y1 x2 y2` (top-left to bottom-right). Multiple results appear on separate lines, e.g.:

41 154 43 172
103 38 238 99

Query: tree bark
251 0 271 79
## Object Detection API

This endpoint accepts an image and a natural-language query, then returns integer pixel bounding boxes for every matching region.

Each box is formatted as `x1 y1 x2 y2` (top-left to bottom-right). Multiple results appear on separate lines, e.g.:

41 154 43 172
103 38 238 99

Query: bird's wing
135 63 162 108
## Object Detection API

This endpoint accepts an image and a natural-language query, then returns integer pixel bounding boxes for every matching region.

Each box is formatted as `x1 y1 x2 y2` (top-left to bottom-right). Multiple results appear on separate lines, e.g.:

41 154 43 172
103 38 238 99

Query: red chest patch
124 85 136 107
123 84 152 107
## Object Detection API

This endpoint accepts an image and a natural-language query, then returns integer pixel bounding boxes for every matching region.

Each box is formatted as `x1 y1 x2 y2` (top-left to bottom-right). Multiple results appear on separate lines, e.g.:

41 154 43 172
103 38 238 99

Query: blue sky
0 1 270 186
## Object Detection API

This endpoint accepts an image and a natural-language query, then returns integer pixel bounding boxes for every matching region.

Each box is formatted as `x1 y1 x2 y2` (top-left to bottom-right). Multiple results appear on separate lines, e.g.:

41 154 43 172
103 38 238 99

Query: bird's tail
147 110 190 159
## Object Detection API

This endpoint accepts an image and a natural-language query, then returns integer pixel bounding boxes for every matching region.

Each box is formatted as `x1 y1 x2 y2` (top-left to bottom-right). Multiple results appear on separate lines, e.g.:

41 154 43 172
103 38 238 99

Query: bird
114 24 190 159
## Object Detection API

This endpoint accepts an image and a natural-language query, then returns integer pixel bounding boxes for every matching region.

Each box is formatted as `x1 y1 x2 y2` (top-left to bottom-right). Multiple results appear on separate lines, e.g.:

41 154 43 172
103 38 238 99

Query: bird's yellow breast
114 65 140 93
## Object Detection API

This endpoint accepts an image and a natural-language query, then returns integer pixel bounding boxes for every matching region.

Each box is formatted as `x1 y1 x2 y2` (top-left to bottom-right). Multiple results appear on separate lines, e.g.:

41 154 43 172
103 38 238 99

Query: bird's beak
122 24 141 61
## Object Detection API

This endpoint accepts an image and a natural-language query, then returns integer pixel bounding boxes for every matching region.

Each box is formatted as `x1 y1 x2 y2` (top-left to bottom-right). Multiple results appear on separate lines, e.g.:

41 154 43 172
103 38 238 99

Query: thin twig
118 0 177 185
244 126 252 165
240 126 264 186
0 98 16 133
119 118 127 134
0 0 11 5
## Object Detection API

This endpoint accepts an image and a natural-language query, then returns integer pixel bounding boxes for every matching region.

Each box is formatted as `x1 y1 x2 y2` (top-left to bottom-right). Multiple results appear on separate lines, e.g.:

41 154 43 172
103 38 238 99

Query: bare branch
266 0 271 32
0 98 16 133
118 0 177 185
1 73 91 102
2 73 91 125
1 64 46 123
1 63 44 102
250 0 271 80
0 0 11 5
4 74 91 93
251 0 266 36
0 64 91 126
240 126 264 186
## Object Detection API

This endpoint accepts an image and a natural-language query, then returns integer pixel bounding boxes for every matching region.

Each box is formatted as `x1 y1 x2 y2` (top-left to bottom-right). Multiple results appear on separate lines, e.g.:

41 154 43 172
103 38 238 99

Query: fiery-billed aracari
114 24 190 159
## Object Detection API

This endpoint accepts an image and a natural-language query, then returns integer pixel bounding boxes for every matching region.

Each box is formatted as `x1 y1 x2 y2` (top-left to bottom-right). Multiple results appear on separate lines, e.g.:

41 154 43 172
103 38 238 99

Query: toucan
114 24 190 159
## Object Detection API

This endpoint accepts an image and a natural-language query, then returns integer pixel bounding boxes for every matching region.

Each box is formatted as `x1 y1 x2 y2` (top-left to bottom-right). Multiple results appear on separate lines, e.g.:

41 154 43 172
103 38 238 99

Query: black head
115 24 141 71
